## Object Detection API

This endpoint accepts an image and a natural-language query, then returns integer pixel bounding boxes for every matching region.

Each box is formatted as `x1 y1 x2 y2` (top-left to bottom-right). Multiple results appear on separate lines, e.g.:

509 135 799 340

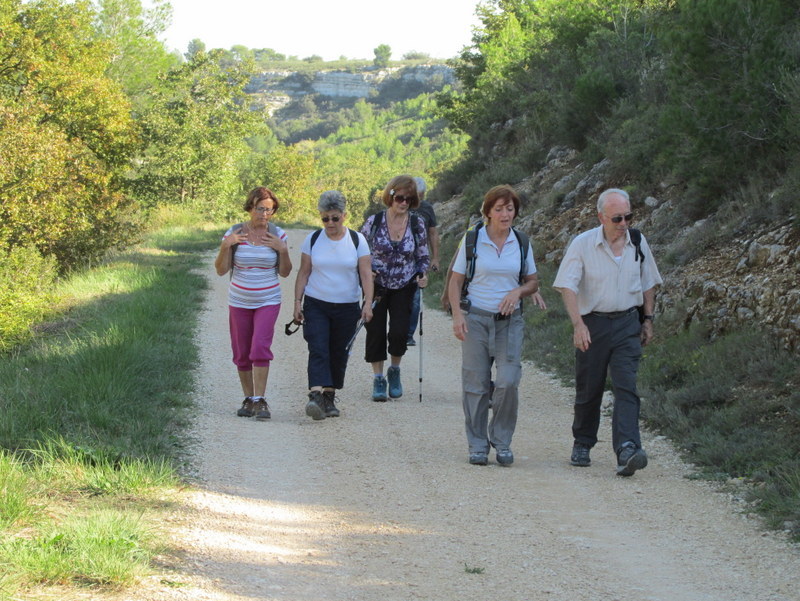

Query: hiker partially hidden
215 186 292 422
553 188 663 477
447 185 546 468
293 191 373 421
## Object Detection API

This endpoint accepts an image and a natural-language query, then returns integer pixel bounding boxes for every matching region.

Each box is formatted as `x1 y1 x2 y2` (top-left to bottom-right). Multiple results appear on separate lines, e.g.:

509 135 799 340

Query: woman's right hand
452 312 468 341
224 227 246 249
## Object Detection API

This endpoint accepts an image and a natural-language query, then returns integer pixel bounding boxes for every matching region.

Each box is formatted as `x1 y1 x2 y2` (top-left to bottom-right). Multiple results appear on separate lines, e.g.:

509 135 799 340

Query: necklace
387 213 408 242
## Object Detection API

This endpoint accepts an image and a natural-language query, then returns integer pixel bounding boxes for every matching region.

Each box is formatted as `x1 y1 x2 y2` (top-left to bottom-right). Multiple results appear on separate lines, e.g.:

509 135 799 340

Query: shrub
0 246 59 352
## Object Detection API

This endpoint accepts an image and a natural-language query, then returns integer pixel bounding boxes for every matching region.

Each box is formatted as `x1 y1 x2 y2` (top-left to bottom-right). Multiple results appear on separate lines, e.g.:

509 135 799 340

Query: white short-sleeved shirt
223 224 287 309
301 229 370 304
453 226 537 313
552 225 663 315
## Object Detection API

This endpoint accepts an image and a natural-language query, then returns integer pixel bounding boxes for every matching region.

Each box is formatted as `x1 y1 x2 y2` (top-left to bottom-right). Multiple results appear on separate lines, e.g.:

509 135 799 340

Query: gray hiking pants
461 308 524 454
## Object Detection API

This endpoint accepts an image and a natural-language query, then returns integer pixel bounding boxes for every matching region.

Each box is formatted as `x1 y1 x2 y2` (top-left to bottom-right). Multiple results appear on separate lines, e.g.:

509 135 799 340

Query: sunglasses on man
610 213 634 224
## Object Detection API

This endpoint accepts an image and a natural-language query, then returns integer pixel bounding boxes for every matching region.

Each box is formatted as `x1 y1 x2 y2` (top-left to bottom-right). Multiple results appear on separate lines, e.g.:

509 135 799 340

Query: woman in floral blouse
360 175 430 401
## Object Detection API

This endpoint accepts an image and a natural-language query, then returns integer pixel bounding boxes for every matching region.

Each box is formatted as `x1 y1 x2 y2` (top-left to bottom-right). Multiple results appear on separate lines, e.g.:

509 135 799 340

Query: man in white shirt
553 188 663 477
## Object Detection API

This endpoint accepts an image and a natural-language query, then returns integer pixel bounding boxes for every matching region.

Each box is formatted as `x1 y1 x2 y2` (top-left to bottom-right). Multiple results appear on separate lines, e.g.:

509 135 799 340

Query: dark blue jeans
302 296 361 389
572 311 643 454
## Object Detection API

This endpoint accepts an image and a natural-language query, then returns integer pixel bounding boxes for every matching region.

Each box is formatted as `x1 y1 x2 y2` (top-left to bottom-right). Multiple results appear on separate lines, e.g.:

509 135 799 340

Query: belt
588 307 637 319
467 306 521 321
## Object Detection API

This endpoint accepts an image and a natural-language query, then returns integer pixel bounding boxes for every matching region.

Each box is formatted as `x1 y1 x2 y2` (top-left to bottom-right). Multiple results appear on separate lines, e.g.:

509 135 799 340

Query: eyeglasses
254 206 275 214
321 215 341 223
609 213 633 224
394 195 413 204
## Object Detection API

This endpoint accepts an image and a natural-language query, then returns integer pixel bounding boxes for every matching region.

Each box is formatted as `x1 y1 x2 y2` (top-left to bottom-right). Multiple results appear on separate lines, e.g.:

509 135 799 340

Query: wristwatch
643 314 654 322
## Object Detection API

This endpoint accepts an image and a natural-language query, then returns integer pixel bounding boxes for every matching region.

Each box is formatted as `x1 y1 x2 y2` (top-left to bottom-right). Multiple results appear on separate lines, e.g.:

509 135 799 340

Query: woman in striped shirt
215 187 292 420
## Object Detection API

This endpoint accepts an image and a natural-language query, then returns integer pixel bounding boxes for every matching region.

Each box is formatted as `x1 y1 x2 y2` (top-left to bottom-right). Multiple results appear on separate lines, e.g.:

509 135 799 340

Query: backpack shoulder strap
349 228 359 248
629 228 644 262
368 211 384 246
512 227 530 284
310 228 323 251
409 211 420 251
268 221 280 269
229 223 244 279
461 222 483 299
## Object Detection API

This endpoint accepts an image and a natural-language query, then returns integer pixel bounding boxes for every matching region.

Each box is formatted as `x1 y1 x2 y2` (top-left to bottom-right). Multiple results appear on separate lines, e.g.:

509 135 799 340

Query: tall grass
0 208 217 597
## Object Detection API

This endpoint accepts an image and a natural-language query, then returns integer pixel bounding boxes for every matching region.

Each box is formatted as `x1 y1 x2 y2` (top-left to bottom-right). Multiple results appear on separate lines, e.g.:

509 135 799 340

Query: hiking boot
322 390 340 418
237 397 255 417
617 444 647 477
406 337 416 346
387 366 403 399
496 448 514 466
469 452 488 466
570 442 591 467
253 398 271 420
305 391 325 420
372 376 388 402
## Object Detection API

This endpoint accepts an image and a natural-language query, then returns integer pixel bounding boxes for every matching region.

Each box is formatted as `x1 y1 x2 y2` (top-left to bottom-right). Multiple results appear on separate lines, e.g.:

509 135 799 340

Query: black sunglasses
321 215 341 223
610 213 634 224
394 195 414 203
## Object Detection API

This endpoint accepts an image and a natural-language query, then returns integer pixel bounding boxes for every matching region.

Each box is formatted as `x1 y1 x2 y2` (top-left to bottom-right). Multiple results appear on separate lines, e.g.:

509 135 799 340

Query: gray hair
597 188 630 213
413 176 427 199
318 190 346 213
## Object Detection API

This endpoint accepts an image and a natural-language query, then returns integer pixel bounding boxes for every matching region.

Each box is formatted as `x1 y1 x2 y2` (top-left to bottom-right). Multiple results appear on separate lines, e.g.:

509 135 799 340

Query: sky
152 0 482 61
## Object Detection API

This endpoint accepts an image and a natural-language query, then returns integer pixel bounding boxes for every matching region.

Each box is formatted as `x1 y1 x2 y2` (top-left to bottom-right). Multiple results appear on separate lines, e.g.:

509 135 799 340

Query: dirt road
135 229 799 601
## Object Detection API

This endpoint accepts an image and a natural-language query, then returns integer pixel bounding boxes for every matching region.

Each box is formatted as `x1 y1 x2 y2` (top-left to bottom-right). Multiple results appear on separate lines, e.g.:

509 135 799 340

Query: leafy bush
0 246 59 353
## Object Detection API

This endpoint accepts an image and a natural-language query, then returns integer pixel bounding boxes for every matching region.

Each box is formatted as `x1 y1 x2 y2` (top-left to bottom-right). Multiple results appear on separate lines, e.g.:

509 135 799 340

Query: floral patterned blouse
361 211 429 290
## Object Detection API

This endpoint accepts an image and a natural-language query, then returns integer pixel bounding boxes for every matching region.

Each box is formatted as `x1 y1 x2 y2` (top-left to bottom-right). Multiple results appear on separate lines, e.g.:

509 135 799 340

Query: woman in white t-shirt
293 191 374 420
447 185 543 467
215 187 292 421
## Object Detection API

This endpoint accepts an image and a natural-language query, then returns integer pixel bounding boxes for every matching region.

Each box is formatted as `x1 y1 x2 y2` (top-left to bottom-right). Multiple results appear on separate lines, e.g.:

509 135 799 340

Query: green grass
0 209 217 598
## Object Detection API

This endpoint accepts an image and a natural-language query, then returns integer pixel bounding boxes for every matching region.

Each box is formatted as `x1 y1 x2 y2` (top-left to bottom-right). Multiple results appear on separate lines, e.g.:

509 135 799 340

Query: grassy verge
0 208 220 599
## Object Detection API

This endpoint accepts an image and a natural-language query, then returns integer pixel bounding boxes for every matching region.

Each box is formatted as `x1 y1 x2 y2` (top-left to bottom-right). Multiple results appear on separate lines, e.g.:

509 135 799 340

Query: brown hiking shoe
253 398 271 420
237 397 255 417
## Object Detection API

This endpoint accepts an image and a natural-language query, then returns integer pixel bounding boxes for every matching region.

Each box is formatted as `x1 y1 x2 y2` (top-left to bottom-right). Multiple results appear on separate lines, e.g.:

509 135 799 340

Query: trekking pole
418 285 423 403
346 297 380 356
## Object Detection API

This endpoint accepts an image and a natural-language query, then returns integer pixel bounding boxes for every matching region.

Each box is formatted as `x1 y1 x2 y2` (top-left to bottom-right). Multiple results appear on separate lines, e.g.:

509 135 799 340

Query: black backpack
629 227 647 322
310 227 359 250
460 222 530 302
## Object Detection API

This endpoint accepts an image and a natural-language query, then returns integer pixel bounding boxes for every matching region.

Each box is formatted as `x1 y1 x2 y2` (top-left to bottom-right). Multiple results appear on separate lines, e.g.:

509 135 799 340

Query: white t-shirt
300 229 370 304
223 224 286 309
453 227 537 313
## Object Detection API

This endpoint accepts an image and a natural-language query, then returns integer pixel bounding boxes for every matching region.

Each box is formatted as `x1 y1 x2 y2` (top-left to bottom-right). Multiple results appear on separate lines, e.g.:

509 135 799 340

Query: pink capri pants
228 304 281 370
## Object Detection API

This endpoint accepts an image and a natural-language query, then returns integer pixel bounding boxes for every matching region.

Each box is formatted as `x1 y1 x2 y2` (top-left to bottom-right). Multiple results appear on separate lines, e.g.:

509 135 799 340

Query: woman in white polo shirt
447 185 541 467
293 191 373 420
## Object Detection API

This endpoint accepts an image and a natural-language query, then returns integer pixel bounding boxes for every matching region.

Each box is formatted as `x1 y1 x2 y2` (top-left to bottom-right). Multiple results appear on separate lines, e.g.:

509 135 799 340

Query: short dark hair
243 187 279 212
481 185 519 219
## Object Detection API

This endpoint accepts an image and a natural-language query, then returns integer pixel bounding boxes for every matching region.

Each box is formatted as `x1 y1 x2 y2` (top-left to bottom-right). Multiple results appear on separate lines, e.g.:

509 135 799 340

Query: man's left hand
641 320 654 346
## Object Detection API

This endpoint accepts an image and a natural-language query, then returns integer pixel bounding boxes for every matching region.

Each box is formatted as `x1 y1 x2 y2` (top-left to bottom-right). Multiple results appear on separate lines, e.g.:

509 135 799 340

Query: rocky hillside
436 147 800 351
247 64 455 113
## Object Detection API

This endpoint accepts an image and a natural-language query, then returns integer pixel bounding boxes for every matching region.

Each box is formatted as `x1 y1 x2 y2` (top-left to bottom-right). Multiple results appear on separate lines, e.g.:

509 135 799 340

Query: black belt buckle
494 312 509 321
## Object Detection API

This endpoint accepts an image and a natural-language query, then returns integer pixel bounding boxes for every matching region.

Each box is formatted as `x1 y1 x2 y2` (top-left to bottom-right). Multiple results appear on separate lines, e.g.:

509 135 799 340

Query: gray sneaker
469 452 488 466
495 448 514 466
305 391 325 420
372 376 388 402
387 366 403 398
617 444 647 477
570 442 591 467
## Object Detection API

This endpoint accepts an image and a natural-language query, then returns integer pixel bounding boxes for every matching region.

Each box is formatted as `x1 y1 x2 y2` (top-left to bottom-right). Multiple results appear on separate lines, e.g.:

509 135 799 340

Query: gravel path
133 229 799 601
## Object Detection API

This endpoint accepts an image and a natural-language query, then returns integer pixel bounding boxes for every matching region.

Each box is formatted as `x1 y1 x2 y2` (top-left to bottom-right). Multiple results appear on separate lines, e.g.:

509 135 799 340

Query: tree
133 50 266 217
186 38 206 60
373 44 392 68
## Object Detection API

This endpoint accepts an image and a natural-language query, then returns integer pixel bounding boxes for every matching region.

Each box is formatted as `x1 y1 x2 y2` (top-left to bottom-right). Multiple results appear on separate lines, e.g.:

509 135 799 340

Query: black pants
572 311 643 454
364 280 417 363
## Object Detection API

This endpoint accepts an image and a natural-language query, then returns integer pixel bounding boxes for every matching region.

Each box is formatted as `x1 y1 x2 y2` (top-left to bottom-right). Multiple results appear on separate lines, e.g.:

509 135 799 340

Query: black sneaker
570 442 591 467
237 397 255 417
617 444 647 477
495 448 514 466
305 391 325 421
322 390 340 418
253 398 271 420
